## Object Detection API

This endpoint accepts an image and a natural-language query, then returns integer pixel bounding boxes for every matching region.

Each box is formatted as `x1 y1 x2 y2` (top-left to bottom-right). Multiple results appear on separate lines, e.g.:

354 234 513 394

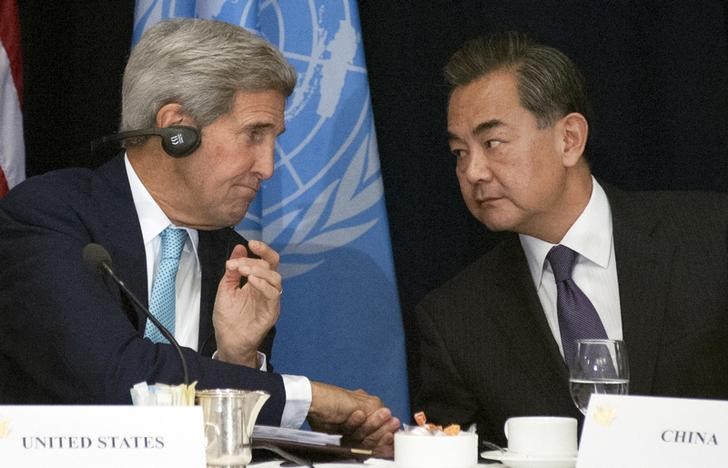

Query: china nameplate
577 394 727 468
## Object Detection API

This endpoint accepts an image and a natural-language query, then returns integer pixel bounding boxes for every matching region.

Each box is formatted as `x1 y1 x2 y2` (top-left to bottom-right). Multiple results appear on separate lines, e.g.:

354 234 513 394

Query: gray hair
121 18 296 133
444 31 590 128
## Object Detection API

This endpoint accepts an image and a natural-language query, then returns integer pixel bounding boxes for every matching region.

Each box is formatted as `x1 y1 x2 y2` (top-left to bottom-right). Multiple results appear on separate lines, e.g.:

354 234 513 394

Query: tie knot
547 244 578 282
160 227 187 261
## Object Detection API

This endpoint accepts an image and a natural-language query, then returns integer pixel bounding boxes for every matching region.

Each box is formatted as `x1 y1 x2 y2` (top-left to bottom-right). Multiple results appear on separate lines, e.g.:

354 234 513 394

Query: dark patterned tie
547 245 608 366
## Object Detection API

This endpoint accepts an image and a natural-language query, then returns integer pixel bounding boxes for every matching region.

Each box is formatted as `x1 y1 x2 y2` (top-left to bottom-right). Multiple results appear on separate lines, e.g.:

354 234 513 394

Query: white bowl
394 431 478 468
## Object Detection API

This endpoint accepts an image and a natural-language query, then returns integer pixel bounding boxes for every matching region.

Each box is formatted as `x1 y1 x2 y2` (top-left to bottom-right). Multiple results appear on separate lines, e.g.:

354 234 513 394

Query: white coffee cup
503 416 577 457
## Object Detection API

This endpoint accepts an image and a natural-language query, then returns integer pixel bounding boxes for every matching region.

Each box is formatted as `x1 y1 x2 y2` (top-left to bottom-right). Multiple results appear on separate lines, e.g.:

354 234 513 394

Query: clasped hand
308 381 401 458
213 240 282 367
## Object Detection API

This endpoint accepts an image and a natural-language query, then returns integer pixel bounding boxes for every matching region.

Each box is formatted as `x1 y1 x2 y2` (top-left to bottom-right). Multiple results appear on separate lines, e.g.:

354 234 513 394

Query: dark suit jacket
0 155 286 424
415 185 728 447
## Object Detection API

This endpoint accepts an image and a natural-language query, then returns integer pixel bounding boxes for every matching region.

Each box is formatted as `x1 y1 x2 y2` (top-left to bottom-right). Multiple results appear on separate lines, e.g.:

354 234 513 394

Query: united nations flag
133 0 410 421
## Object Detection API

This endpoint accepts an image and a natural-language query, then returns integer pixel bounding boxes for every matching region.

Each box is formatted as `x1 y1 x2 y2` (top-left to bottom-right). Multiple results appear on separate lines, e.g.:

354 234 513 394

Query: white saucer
481 450 576 468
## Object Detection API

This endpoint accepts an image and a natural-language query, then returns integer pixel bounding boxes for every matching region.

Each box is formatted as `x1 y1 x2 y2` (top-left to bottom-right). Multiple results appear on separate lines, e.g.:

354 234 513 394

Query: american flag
0 0 25 197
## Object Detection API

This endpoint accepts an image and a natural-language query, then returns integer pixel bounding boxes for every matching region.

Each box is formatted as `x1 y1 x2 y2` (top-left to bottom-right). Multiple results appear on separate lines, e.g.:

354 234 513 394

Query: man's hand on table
307 381 401 458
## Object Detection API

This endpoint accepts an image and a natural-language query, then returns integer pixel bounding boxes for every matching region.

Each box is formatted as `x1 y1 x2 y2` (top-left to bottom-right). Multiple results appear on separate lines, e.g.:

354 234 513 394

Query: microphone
82 243 190 386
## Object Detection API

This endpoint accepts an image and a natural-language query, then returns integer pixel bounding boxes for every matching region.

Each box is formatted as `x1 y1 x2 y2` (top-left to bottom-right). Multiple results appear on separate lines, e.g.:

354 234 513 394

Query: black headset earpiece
91 125 201 158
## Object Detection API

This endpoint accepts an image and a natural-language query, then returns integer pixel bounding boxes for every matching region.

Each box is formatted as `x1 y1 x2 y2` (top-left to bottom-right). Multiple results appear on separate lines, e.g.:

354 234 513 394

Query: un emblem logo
134 1 387 280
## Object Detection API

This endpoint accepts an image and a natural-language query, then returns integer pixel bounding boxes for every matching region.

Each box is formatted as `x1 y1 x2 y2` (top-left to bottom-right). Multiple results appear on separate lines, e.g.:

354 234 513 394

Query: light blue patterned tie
144 227 187 344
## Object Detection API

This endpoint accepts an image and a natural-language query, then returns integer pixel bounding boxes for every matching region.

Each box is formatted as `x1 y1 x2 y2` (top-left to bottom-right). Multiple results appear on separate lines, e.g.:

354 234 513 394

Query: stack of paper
253 425 342 446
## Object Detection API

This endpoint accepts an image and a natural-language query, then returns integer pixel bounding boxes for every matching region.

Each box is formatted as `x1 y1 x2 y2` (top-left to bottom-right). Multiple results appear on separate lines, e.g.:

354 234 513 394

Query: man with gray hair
415 31 728 448
0 18 399 454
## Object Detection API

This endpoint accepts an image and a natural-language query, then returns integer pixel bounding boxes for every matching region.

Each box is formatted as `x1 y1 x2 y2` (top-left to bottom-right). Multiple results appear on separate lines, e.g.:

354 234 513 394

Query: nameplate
0 405 205 468
577 394 728 468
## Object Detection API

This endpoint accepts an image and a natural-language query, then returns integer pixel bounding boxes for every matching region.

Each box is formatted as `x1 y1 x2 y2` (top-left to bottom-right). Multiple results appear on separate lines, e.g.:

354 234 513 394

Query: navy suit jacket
415 185 728 447
0 155 285 424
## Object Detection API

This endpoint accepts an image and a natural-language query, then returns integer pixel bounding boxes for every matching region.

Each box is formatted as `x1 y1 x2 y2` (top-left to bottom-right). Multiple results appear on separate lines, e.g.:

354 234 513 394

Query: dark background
17 0 728 403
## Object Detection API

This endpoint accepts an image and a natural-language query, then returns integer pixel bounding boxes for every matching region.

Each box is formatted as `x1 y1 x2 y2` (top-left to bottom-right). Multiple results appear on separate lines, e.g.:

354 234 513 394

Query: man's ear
559 112 589 167
155 103 186 128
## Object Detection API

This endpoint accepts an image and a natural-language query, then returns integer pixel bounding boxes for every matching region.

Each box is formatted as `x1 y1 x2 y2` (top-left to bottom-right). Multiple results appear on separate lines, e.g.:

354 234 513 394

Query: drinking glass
568 339 629 415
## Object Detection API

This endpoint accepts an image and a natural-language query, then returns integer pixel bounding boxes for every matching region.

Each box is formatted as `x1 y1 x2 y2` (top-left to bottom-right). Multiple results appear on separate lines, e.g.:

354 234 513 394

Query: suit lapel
197 229 231 355
491 237 572 405
91 155 148 330
606 186 674 395
482 186 674 406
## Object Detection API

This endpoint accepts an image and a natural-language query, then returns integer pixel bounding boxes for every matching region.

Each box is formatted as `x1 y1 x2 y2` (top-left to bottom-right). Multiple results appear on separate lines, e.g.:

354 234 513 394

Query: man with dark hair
415 31 728 447
0 18 399 455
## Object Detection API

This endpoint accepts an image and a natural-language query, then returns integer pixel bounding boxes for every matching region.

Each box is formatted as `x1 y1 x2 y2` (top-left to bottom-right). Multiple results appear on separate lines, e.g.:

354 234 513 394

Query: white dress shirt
519 178 623 358
125 156 311 427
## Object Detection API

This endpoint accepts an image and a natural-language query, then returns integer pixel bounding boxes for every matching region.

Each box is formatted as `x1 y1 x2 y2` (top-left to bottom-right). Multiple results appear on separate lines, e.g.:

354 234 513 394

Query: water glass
569 339 629 415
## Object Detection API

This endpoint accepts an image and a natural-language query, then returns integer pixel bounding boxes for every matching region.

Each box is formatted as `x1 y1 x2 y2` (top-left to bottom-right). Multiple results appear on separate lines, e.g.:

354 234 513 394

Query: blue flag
133 0 410 421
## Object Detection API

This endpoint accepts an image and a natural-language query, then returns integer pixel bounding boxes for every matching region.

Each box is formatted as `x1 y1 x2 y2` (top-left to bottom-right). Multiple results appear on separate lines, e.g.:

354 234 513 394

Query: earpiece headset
90 125 201 158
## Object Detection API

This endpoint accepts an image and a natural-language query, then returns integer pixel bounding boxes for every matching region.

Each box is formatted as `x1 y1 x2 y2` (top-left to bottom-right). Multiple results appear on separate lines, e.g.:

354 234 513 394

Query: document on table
253 425 342 446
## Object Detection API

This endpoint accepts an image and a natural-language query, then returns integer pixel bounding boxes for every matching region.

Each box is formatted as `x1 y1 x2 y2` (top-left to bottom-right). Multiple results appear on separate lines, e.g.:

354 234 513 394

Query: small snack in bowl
394 412 477 468
443 423 461 436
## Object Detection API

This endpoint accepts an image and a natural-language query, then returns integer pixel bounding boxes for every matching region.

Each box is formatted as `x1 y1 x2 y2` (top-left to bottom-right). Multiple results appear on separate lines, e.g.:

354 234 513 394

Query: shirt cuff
280 374 312 429
211 351 311 428
211 350 268 371
257 351 267 371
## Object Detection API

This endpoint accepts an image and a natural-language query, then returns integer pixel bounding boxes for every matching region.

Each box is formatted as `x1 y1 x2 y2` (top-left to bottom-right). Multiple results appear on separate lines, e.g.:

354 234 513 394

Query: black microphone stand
85 243 190 385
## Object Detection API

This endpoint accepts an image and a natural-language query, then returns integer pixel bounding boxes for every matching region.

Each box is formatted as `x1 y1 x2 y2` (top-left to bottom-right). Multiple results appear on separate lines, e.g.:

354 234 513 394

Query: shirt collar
519 177 613 286
124 154 199 251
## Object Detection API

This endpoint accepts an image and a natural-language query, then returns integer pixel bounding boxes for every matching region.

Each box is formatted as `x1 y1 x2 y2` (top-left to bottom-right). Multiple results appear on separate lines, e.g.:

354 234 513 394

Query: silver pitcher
196 389 270 468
